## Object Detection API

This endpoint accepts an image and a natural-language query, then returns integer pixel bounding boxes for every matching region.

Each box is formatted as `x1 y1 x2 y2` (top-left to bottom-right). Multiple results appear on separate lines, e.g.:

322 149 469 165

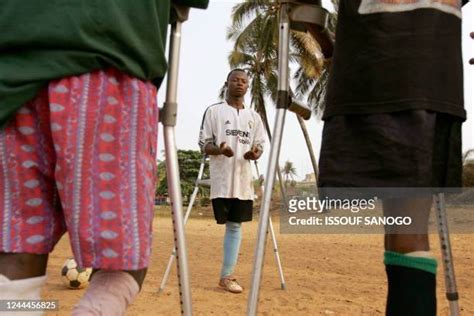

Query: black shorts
211 198 253 224
318 110 463 189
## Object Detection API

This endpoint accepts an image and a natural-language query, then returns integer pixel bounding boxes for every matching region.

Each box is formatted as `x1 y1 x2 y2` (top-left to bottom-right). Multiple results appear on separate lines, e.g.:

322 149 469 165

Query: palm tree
226 2 291 205
281 160 297 189
226 0 337 186
227 2 278 131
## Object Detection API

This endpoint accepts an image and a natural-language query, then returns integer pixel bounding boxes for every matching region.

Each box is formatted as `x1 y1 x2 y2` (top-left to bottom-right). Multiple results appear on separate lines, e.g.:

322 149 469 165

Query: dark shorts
318 110 463 189
211 198 253 224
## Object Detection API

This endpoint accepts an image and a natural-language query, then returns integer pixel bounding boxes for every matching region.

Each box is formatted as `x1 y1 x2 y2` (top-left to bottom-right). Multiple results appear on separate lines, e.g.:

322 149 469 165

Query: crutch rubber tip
446 292 459 301
281 283 287 290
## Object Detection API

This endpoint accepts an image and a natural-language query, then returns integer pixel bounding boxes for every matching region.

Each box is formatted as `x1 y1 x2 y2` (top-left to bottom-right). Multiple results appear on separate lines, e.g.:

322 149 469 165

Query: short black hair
226 68 247 81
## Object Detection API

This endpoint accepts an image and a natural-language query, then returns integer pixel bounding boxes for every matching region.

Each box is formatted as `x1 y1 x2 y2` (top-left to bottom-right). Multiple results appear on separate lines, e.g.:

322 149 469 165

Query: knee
226 221 241 233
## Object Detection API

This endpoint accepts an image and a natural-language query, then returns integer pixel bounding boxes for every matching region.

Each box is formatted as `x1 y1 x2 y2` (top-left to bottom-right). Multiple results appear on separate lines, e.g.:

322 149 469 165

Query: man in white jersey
198 69 265 293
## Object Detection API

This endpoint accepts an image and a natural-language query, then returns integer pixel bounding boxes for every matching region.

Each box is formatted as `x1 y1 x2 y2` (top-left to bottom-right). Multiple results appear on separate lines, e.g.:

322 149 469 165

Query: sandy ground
42 209 474 316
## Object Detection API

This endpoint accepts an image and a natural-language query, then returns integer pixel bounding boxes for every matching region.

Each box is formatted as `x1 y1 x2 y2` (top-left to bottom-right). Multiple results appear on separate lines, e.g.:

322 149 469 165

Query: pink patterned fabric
0 68 158 270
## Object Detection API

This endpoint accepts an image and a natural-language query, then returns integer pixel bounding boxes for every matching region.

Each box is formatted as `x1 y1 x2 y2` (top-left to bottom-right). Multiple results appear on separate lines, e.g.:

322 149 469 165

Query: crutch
160 5 193 315
254 161 286 290
434 193 460 316
159 156 208 293
247 1 333 314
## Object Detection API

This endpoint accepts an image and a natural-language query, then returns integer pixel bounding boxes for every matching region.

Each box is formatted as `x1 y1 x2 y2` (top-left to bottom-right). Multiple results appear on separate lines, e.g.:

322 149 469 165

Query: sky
157 0 474 181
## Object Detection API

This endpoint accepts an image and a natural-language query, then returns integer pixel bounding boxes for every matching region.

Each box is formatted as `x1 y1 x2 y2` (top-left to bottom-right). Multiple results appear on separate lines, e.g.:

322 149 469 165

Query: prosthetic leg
160 6 193 315
247 1 332 314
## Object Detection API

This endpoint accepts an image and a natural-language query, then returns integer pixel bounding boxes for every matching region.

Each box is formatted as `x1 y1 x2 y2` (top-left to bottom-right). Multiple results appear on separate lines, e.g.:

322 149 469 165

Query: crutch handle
288 97 312 120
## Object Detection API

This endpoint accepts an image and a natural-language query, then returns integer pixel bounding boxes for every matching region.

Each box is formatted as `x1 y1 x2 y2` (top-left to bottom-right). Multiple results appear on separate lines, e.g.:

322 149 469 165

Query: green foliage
200 196 211 207
155 159 166 192
156 150 210 204
463 164 474 187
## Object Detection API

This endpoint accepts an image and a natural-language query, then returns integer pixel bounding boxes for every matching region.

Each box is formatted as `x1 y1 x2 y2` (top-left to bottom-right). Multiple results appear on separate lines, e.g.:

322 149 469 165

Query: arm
244 113 265 160
198 107 234 157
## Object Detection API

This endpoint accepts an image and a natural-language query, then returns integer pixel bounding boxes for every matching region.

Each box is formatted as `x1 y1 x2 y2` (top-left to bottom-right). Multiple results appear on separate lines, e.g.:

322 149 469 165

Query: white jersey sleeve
252 111 265 152
198 103 219 153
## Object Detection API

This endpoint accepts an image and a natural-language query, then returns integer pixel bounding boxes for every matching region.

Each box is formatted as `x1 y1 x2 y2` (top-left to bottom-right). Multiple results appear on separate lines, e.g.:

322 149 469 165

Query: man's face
226 71 249 98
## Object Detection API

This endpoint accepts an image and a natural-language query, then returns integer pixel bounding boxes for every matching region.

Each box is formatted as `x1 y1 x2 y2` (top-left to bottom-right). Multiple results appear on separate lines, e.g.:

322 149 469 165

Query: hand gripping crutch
434 193 460 316
254 161 287 290
247 1 332 314
160 5 193 315
159 156 208 293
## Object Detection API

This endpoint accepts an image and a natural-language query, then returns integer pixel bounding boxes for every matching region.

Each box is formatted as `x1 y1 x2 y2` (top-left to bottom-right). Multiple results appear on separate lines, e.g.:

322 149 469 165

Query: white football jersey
198 101 265 200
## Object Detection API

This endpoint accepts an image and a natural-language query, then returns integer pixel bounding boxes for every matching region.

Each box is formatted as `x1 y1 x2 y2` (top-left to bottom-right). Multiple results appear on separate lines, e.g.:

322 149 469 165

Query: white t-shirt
198 101 265 200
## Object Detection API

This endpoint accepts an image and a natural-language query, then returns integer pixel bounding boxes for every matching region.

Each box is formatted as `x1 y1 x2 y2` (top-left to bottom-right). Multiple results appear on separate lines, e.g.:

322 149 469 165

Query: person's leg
0 254 49 307
220 221 242 278
48 69 158 315
0 89 65 303
218 221 243 294
383 196 437 316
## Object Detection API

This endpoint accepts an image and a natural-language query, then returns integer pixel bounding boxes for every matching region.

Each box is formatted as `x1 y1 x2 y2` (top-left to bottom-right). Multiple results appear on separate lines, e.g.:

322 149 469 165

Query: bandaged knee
384 251 437 316
0 274 46 300
72 270 139 316
0 274 47 316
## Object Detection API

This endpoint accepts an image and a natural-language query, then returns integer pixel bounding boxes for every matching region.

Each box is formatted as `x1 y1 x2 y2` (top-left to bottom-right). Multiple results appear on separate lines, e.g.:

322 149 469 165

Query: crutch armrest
288 3 334 58
171 4 191 23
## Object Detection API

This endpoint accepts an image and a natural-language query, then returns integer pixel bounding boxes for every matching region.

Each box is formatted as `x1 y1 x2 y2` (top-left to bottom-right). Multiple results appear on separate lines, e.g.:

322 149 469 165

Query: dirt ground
42 207 474 315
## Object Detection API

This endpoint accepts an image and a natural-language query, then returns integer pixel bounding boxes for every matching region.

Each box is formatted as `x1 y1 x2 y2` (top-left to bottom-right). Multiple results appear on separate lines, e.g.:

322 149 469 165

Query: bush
200 196 211 207
463 164 474 187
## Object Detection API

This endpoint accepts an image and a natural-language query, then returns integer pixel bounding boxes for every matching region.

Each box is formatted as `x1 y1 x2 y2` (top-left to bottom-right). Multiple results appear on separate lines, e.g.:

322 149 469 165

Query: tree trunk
296 115 319 186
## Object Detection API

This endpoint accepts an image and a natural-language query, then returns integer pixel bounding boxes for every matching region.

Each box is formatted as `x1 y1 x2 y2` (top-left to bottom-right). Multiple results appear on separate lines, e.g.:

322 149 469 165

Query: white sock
72 271 140 316
0 274 47 316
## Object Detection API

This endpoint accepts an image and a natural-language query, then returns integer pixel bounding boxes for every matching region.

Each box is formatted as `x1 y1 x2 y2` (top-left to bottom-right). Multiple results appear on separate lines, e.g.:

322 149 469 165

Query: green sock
384 251 437 274
384 251 437 316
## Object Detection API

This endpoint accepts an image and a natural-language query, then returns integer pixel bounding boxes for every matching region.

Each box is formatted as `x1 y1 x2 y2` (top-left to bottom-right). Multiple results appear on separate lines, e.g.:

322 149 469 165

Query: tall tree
281 160 297 190
226 0 337 186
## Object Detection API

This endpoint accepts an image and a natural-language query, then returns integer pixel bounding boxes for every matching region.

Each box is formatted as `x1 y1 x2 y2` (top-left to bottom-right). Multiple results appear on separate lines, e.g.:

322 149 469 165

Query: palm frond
231 0 272 32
